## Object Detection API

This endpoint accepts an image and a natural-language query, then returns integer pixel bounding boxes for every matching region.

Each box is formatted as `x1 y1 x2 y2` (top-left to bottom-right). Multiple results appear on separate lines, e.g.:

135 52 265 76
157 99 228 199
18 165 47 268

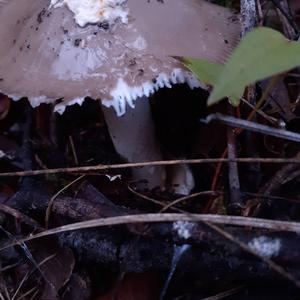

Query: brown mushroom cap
0 0 240 115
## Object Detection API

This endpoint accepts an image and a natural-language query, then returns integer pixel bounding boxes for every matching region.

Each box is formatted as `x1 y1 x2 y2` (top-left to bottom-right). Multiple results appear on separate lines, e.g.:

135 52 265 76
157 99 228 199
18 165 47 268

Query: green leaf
178 56 223 86
208 27 300 105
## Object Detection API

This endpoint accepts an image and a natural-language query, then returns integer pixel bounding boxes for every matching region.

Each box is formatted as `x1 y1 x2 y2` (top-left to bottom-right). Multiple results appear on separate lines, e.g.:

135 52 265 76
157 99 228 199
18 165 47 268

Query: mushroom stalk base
102 97 194 194
102 96 165 189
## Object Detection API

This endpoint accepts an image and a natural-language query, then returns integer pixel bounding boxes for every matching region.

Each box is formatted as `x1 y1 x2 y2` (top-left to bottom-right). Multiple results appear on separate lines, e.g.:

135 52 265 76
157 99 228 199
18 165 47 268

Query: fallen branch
2 213 300 251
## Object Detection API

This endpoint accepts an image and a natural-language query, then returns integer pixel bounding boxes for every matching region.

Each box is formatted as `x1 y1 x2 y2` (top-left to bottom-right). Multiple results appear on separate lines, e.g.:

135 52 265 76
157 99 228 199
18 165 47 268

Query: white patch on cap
102 69 204 116
248 236 281 258
130 36 147 51
49 0 129 27
173 221 196 240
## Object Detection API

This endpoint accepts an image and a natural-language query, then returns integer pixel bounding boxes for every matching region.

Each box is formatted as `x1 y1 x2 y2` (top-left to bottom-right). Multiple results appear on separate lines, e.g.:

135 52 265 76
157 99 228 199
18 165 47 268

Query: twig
0 227 53 289
68 135 79 165
160 191 221 213
11 253 57 300
243 192 300 204
261 153 300 193
240 97 277 125
15 287 38 300
45 175 85 228
0 204 41 229
251 152 300 216
200 285 245 300
2 158 300 178
204 149 228 213
247 75 281 122
227 105 242 214
256 0 263 26
127 185 184 212
200 113 300 143
270 0 299 38
0 262 21 273
11 270 30 300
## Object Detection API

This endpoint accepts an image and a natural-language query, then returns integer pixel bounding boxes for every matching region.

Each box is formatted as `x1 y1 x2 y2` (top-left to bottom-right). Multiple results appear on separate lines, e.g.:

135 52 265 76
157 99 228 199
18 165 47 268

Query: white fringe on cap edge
54 97 85 114
2 69 205 116
102 69 205 116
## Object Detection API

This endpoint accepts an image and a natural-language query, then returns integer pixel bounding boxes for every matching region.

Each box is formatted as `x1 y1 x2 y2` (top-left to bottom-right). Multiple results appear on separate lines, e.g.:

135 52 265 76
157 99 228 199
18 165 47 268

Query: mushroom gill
0 0 240 194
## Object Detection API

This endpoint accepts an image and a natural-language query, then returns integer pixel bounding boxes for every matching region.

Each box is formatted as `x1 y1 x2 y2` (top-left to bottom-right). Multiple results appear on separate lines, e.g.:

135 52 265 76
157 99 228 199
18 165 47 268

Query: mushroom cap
0 0 240 115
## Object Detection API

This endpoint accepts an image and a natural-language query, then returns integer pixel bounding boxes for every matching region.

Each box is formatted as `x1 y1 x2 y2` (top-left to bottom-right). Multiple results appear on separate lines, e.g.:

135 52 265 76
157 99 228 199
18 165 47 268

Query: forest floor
2 0 300 299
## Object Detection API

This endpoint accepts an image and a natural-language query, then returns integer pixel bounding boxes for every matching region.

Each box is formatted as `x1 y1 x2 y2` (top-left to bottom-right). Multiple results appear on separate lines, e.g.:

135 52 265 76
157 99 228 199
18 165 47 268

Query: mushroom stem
102 96 165 189
102 97 194 194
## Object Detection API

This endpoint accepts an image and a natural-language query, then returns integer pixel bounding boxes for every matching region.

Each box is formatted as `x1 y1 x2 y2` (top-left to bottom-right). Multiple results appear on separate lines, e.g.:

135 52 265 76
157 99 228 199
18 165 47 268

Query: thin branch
201 113 300 143
45 175 85 228
199 285 245 300
227 105 242 214
128 184 183 212
159 191 221 213
1 158 300 178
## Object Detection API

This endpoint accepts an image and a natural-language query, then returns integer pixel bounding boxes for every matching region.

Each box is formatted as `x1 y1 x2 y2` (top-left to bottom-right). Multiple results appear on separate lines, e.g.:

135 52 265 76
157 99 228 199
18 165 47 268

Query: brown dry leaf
26 240 75 300
39 247 75 300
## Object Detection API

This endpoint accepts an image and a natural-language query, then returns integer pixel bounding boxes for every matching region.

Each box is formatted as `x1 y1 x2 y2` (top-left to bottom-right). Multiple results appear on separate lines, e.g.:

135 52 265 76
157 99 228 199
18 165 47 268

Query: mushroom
0 0 240 194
